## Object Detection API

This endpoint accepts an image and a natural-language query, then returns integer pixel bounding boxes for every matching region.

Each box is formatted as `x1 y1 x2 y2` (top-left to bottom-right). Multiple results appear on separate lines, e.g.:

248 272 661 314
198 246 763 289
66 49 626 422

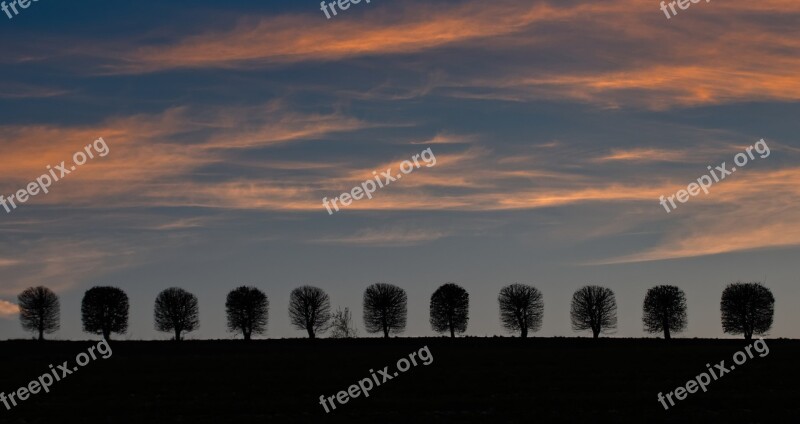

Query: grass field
0 338 795 423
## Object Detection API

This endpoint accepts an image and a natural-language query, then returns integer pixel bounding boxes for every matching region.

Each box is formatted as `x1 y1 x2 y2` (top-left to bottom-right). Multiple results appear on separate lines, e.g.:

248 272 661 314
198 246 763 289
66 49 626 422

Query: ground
0 338 795 423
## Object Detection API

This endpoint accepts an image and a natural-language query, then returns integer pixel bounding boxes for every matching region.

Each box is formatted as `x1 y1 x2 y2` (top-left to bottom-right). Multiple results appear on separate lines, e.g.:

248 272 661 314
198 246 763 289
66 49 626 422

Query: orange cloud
593 148 689 163
4 0 794 109
494 64 800 110
315 226 452 246
0 104 377 209
108 1 566 73
594 167 800 263
1 103 797 262
0 300 19 318
2 136 797 262
590 147 715 163
88 0 800 109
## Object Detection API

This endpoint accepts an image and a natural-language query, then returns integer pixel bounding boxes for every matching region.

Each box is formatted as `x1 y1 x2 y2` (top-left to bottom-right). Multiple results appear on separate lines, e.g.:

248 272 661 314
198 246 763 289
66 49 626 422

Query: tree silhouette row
15 281 775 341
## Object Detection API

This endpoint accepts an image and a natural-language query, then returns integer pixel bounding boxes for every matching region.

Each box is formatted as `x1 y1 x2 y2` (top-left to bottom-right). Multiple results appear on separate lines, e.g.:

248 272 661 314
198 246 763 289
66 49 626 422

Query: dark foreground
0 338 795 423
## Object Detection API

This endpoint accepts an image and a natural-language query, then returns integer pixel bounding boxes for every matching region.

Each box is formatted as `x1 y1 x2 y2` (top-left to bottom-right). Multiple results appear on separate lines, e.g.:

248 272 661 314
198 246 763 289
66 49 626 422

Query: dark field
0 338 796 423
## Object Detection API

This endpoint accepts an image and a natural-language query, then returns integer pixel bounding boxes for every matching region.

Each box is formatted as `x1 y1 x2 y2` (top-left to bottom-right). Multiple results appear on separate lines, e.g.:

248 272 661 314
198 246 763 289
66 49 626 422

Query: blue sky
1 0 799 340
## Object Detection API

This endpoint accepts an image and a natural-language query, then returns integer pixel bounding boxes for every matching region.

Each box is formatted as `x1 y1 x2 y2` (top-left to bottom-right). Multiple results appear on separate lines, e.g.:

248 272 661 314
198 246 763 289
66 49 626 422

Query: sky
0 0 798 340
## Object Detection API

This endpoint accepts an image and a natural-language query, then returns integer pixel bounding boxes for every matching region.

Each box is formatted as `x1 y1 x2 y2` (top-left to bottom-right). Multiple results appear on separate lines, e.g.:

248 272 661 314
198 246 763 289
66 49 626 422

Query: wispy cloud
410 132 480 145
0 103 376 209
0 258 22 267
0 300 19 318
105 1 562 73
0 238 139 296
315 227 452 246
0 83 71 99
593 168 800 264
7 0 798 109
1 0 798 267
592 148 692 163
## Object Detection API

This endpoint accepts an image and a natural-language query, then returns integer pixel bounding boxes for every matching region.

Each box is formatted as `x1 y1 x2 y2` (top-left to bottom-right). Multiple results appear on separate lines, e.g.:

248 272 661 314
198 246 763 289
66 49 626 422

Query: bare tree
288 286 331 339
18 286 60 341
329 307 358 338
721 281 774 340
363 283 407 338
498 283 543 338
430 283 470 337
154 287 199 341
225 286 269 341
643 285 687 340
81 286 129 341
571 285 617 338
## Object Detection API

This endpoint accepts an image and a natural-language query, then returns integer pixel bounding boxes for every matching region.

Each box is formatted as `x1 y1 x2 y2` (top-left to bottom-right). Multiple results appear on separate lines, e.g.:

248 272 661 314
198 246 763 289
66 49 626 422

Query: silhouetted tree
288 286 331 339
430 283 470 337
225 286 268 341
154 287 199 341
498 283 543 338
363 283 407 338
18 286 60 341
571 285 617 338
81 286 129 341
329 307 358 338
721 281 774 340
643 285 687 340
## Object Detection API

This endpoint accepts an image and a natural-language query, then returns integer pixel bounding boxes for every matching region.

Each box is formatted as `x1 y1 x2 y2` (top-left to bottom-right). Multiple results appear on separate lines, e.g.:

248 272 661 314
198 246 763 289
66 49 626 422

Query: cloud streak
58 0 796 109
0 300 18 318
4 106 798 263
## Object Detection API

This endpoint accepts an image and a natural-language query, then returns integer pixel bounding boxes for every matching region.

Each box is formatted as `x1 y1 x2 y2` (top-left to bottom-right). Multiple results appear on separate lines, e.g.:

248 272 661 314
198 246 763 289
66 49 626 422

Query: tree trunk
244 331 251 341
663 325 671 340
521 326 528 338
175 328 181 342
103 329 111 341
38 326 44 341
450 327 455 338
307 327 316 339
592 328 600 339
383 325 389 338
